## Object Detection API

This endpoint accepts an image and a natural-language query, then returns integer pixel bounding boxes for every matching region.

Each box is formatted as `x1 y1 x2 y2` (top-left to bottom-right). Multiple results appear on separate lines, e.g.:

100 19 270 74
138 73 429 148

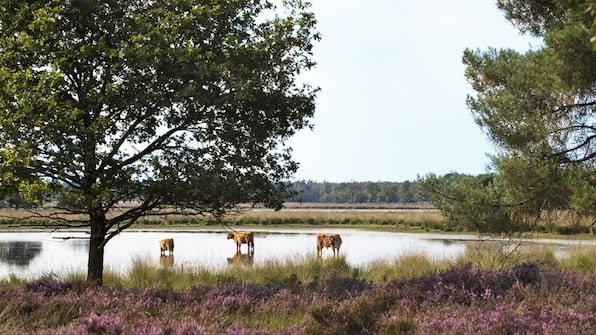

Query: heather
1 252 594 335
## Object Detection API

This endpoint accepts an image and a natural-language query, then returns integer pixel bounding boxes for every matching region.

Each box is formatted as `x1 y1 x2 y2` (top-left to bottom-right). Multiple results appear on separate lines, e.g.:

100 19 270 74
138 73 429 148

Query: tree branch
555 134 596 163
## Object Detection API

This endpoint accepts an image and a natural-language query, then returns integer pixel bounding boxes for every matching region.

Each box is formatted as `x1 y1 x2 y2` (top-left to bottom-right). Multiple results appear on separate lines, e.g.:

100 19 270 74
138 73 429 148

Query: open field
0 204 445 230
222 204 443 229
1 204 594 238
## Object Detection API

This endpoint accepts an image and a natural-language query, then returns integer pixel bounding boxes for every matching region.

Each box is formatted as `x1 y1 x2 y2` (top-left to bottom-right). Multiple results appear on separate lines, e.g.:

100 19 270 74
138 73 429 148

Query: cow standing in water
316 233 342 257
159 238 174 256
227 231 255 255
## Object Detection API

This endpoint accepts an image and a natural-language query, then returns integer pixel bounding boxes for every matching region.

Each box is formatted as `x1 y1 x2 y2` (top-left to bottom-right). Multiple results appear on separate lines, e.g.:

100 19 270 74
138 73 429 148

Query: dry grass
228 207 443 223
1 205 592 237
0 204 443 224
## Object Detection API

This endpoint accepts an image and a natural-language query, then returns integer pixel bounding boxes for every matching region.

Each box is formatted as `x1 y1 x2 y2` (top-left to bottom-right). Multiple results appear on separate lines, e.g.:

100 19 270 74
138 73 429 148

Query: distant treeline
1 176 457 208
286 180 429 204
2 180 428 208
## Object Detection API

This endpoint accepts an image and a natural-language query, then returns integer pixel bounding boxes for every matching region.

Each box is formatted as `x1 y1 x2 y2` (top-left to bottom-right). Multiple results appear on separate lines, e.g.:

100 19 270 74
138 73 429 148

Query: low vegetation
2 205 592 238
1 245 594 334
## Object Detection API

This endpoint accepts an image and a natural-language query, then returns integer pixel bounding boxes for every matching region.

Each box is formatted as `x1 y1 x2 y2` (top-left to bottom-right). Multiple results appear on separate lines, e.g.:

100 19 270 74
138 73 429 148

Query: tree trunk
87 220 106 285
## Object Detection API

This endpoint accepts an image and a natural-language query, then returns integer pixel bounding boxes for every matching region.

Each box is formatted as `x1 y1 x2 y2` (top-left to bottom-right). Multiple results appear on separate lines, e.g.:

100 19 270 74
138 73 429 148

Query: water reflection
57 237 89 251
159 255 174 268
440 239 455 246
1 230 592 280
226 252 254 267
0 241 43 267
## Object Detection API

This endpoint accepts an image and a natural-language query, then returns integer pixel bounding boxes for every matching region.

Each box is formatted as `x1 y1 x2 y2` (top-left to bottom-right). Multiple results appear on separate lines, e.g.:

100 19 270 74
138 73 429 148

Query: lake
0 229 593 280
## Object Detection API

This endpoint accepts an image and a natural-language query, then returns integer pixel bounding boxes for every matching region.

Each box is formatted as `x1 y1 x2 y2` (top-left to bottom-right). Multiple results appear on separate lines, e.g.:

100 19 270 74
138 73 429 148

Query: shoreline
1 224 595 244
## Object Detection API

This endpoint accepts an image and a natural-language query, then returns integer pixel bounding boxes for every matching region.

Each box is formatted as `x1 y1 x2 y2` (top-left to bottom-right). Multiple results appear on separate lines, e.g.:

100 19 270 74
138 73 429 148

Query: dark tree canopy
497 0 596 48
0 0 319 283
285 180 427 204
466 1 595 165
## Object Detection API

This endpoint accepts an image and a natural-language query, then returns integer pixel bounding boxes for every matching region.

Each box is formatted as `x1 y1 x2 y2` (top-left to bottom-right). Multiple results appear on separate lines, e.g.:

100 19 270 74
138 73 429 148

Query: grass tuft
363 253 444 282
559 246 596 272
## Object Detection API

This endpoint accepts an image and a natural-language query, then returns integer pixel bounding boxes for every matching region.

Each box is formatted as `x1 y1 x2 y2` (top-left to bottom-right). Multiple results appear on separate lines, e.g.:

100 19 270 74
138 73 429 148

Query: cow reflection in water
227 252 254 267
159 255 174 268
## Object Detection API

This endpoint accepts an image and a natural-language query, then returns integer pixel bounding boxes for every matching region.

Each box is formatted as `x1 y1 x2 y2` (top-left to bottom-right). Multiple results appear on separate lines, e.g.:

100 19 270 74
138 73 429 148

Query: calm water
0 229 592 280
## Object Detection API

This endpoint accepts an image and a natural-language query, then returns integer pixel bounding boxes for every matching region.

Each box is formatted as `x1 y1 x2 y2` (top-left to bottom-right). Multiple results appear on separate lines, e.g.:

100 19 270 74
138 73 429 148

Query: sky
286 0 541 183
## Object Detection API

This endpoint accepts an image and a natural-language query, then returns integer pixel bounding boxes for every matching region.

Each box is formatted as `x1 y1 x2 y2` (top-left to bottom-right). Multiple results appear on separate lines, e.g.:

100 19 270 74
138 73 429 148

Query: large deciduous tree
0 0 319 284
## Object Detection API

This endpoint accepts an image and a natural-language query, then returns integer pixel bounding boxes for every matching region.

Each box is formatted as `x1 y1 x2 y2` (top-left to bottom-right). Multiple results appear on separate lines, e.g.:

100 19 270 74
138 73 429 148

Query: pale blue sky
286 0 540 182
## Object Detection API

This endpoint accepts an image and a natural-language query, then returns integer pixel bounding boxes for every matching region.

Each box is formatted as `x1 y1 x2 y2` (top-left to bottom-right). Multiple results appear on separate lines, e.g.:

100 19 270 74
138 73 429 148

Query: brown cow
316 233 342 257
227 231 254 255
159 238 174 256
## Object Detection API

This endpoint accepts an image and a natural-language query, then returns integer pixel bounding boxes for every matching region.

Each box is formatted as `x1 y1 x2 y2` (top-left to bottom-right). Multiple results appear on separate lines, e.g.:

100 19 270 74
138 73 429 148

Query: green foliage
447 0 596 235
565 165 596 227
419 169 595 234
497 0 596 49
0 0 319 283
287 180 428 203
419 173 515 233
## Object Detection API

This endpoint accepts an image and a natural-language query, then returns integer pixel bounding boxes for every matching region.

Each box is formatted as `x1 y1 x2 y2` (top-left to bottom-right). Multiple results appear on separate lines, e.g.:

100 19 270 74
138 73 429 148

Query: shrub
307 289 395 335
1 254 594 335
511 262 541 285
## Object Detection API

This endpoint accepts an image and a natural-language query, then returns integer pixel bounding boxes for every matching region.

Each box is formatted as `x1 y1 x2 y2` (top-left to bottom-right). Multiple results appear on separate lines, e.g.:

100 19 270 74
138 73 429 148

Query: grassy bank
1 245 594 334
102 244 596 288
1 205 594 239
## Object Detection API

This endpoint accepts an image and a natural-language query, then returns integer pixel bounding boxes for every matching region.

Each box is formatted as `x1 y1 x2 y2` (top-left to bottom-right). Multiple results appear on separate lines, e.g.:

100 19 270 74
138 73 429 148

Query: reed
362 253 447 282
11 244 584 290
101 256 221 290
558 245 596 272
453 240 558 272
229 208 442 224
2 242 591 292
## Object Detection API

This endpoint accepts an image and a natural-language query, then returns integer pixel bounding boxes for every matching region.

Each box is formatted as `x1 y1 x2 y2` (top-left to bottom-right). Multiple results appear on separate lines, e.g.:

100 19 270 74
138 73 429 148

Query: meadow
1 203 593 238
1 244 594 334
1 204 594 334
0 204 443 231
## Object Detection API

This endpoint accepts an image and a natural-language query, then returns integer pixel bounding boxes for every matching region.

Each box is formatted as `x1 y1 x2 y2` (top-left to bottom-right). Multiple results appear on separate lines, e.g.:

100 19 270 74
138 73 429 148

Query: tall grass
1 242 592 291
101 255 220 290
453 240 559 272
100 254 355 290
226 208 444 229
14 243 586 290
363 253 448 282
1 244 594 335
559 245 596 271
